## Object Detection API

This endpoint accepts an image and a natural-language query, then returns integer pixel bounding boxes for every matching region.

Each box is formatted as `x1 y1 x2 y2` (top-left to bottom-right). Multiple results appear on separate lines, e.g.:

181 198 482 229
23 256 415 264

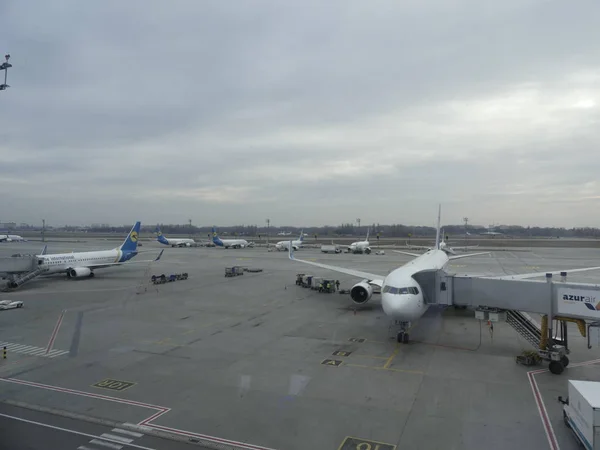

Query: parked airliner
348 229 371 254
0 234 25 242
212 227 253 249
4 222 163 285
289 206 600 343
155 226 195 247
405 229 480 255
275 230 304 251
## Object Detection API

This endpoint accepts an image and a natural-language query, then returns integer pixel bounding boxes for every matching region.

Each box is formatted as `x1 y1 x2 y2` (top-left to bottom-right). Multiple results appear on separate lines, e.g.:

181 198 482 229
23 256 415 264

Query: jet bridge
0 256 47 290
414 269 600 375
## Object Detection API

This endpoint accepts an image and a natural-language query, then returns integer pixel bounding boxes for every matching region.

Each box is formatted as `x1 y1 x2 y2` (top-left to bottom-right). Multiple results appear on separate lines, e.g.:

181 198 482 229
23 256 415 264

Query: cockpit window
383 285 416 295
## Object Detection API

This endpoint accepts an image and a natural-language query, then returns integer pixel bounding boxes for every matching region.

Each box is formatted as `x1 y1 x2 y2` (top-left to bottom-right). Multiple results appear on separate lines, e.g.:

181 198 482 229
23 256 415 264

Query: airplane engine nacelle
185 243 191 247
69 267 91 278
292 245 299 251
350 281 373 304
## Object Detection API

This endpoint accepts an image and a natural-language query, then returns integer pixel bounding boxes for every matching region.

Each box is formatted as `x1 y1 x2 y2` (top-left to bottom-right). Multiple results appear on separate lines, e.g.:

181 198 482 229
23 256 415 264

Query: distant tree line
70 223 600 239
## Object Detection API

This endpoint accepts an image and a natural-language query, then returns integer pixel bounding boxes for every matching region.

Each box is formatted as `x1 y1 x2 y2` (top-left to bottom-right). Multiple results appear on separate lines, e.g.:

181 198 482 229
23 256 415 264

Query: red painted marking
45 310 66 354
0 377 276 450
528 370 559 450
1 378 167 411
528 357 600 450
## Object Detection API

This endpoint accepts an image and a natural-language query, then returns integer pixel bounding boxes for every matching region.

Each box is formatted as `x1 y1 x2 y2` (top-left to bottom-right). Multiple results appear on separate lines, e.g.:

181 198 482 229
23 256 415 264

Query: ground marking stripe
100 433 133 443
112 428 143 438
89 439 123 449
0 412 158 450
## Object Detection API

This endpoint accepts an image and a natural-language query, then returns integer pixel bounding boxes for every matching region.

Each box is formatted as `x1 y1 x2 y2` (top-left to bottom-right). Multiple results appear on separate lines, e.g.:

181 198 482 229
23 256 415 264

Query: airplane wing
487 265 600 280
88 250 164 269
393 250 422 258
448 251 491 261
289 245 384 287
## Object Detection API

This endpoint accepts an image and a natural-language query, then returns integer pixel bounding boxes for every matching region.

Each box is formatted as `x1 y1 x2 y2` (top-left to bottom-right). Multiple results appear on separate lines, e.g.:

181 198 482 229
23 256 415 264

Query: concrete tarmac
0 240 600 449
0 402 206 450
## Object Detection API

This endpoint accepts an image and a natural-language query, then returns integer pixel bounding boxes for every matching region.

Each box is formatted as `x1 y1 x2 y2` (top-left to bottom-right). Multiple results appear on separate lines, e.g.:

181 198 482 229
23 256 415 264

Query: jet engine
68 267 92 278
350 281 373 304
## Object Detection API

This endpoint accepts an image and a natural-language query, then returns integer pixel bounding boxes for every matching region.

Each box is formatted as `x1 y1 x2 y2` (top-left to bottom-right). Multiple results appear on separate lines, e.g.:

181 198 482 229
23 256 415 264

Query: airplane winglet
288 240 295 260
155 249 164 262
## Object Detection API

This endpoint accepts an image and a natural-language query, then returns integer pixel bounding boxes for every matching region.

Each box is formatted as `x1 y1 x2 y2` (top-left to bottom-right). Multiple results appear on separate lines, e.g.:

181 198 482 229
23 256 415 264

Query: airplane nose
381 293 417 320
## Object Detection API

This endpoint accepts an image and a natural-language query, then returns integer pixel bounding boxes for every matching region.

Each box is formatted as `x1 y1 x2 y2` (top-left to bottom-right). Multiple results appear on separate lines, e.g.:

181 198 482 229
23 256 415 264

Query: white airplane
405 229 480 255
348 229 371 254
4 222 163 282
0 234 25 242
289 205 600 343
155 226 195 247
212 227 253 249
275 230 304 251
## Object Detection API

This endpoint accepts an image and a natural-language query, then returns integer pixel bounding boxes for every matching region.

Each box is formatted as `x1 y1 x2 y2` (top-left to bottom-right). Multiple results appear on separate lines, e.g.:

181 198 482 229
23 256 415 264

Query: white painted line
78 446 99 450
27 349 49 356
0 342 69 357
112 428 143 438
89 439 123 449
100 433 133 444
0 412 158 450
5 344 32 351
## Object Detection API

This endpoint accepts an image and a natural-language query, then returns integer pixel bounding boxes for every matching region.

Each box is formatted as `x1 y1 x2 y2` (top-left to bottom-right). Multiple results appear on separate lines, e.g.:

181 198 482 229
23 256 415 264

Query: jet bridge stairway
4 266 50 290
506 310 542 349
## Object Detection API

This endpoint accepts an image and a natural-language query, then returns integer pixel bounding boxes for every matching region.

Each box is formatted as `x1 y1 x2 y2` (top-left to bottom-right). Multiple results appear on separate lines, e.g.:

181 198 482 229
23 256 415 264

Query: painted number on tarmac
348 338 365 343
333 350 352 357
338 436 396 450
92 378 136 391
321 359 343 367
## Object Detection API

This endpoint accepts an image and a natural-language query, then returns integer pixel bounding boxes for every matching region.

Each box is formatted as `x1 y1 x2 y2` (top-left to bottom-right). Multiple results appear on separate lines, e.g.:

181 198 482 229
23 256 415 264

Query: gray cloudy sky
1 0 599 228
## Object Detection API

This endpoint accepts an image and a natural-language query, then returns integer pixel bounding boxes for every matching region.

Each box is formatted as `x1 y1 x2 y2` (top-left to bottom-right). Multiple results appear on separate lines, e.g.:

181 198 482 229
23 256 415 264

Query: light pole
356 218 361 237
42 219 46 242
266 219 270 247
0 54 11 92
463 217 468 247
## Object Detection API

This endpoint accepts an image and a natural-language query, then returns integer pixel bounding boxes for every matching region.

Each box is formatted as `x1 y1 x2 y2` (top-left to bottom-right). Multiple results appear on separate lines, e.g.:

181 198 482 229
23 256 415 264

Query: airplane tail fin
434 205 442 250
212 227 223 246
155 225 169 245
299 229 304 242
40 245 48 255
366 228 370 241
119 222 141 253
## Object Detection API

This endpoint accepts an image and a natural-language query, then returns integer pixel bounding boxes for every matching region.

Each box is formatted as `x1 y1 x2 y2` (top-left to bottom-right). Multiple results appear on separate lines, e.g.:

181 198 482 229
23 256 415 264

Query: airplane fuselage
37 249 137 274
0 234 25 242
380 249 449 321
217 239 250 249
349 240 370 254
276 239 303 251
160 237 195 247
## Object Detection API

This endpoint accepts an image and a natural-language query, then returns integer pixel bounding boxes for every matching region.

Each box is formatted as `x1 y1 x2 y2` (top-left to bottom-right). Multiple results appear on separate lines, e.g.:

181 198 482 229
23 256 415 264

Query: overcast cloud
1 0 599 228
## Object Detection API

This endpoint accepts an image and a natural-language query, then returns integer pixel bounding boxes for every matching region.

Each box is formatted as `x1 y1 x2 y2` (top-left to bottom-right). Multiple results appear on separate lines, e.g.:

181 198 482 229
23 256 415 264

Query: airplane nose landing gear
391 321 411 344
